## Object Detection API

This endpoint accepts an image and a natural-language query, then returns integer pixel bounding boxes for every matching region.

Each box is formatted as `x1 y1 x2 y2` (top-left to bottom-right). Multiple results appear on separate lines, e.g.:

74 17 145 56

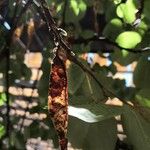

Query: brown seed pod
48 47 68 150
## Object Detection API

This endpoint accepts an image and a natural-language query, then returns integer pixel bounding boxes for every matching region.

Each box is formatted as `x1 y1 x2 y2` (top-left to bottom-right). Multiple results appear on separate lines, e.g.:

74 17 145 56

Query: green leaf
0 124 5 138
104 1 117 21
68 117 117 150
70 0 87 16
70 0 79 16
75 64 116 100
116 0 138 24
68 103 123 123
122 106 150 150
122 49 129 57
81 30 94 39
0 93 6 106
69 95 94 105
116 31 142 49
80 74 104 101
124 0 137 24
137 21 148 36
136 89 150 107
116 3 126 18
111 50 139 66
133 54 150 89
79 0 87 12
67 62 85 95
38 59 50 100
56 3 63 13
113 0 121 5
103 18 123 40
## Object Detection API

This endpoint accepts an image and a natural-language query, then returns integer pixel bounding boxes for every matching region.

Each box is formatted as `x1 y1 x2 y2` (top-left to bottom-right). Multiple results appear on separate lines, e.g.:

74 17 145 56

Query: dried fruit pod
48 47 68 150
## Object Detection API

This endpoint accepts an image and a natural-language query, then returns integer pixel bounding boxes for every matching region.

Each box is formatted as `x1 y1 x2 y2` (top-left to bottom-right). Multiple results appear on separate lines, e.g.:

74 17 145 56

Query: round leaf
124 0 137 24
116 0 138 24
116 31 142 49
116 4 125 18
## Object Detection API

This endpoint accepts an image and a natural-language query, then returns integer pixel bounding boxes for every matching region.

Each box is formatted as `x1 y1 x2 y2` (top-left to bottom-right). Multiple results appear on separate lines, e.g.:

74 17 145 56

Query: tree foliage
0 0 150 149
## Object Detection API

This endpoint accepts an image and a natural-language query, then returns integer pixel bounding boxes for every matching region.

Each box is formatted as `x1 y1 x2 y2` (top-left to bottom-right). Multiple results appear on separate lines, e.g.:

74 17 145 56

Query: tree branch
73 35 150 54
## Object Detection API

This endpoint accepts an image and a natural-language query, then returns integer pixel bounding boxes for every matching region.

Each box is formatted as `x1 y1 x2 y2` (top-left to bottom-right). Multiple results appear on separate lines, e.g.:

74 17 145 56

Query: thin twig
73 36 150 53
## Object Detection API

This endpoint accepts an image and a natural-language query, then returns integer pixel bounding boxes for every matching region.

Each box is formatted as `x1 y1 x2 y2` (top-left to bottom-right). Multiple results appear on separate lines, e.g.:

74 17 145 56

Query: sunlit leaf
0 124 5 138
56 3 63 13
68 103 122 123
116 31 142 49
0 93 6 106
70 0 79 16
104 1 117 21
116 3 125 18
116 0 138 24
79 0 86 12
66 0 87 22
124 0 137 24
122 49 129 57
113 0 121 5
